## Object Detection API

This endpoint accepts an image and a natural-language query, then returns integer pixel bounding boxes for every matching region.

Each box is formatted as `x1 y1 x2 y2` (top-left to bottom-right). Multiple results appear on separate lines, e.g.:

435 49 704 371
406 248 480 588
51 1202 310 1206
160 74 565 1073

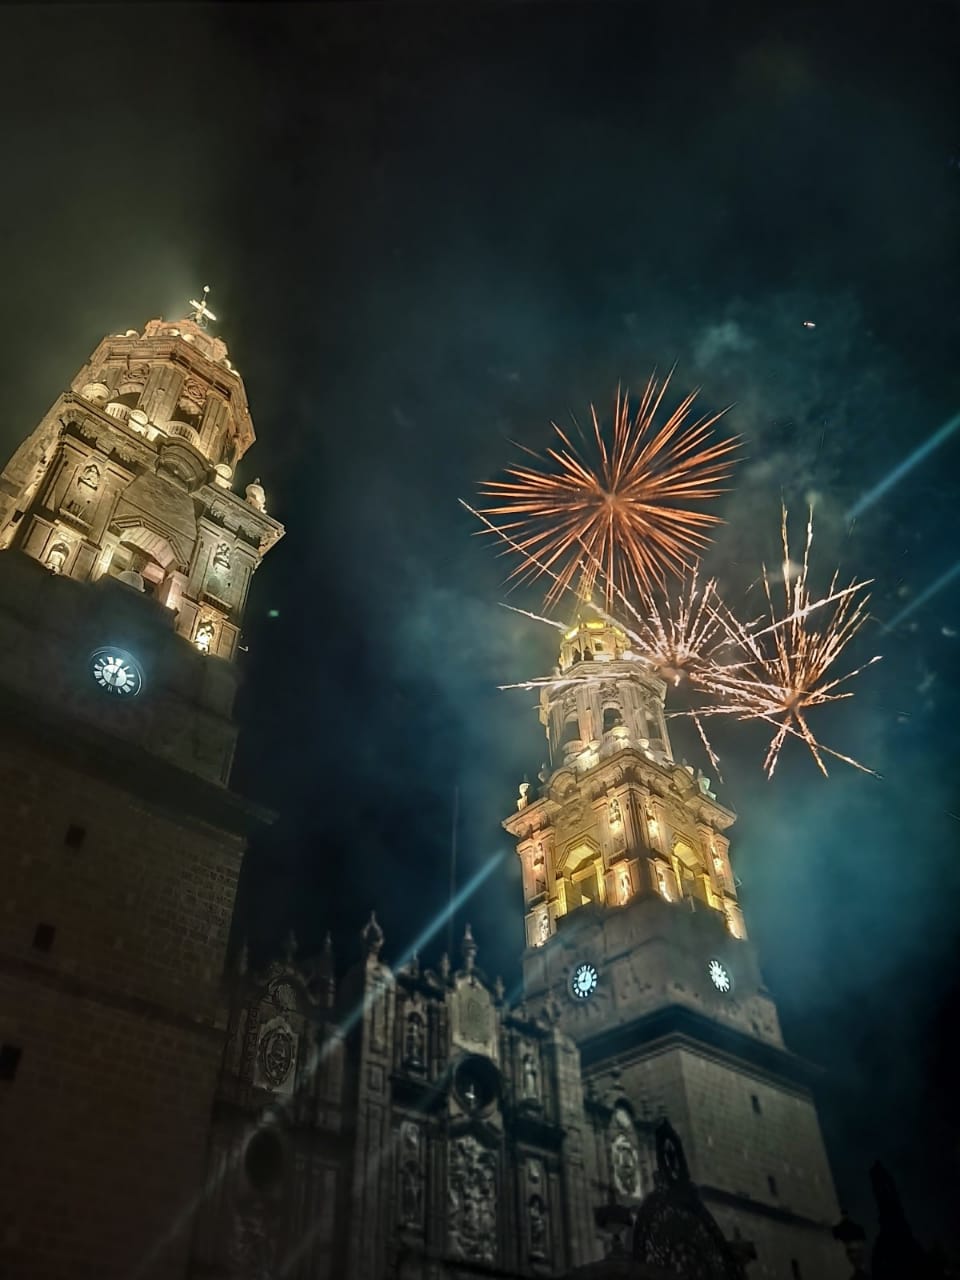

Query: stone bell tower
503 603 848 1279
0 298 283 1280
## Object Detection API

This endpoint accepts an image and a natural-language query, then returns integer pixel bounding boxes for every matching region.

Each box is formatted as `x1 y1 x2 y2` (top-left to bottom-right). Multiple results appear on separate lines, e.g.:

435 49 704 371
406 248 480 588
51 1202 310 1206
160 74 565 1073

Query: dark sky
1 0 958 1254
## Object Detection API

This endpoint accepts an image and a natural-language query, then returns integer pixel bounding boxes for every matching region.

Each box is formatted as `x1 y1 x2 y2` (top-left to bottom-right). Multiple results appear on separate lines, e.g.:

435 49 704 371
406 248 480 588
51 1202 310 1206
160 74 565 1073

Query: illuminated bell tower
0 300 283 1280
504 603 847 1280
0 301 283 781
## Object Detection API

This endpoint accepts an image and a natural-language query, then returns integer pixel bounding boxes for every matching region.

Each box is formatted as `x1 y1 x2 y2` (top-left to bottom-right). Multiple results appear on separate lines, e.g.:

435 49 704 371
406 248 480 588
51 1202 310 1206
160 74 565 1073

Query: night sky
1 0 958 1254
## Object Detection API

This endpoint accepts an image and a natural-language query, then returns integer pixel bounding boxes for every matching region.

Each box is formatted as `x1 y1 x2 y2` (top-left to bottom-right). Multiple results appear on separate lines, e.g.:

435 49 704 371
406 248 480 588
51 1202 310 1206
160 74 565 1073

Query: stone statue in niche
398 1120 424 1228
45 542 69 574
618 865 632 904
195 621 215 654
79 464 100 491
528 1195 547 1257
538 912 550 945
526 1159 549 1259
608 797 623 828
532 843 547 895
522 1052 539 1101
448 1135 497 1264
213 541 232 573
404 1011 425 1066
611 1127 641 1199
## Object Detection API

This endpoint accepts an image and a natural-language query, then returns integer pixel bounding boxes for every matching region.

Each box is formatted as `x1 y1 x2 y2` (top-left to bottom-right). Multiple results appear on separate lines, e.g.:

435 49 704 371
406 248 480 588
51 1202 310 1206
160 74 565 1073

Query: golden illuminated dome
557 601 630 673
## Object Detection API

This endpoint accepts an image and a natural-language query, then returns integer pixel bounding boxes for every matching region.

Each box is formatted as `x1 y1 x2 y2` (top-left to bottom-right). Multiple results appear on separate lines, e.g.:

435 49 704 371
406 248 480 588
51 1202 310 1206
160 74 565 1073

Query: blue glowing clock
89 648 143 697
708 958 732 994
570 961 599 1000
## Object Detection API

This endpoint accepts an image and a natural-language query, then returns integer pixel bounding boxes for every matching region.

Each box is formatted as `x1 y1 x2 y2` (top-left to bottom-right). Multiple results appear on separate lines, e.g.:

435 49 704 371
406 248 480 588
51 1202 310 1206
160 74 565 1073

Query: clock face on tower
708 958 732 994
89 648 143 697
570 961 599 1000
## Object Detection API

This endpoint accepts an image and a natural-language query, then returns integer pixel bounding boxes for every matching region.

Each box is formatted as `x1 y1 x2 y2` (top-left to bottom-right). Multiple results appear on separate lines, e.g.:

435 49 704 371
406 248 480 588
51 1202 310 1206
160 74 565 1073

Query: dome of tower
558 602 630 672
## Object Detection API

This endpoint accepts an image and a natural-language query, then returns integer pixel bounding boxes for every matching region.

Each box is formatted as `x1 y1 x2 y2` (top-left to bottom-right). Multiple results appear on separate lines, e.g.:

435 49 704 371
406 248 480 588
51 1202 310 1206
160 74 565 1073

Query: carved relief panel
525 1157 550 1261
450 979 498 1062
253 1015 298 1095
609 1106 646 1203
447 1135 497 1265
397 1119 426 1232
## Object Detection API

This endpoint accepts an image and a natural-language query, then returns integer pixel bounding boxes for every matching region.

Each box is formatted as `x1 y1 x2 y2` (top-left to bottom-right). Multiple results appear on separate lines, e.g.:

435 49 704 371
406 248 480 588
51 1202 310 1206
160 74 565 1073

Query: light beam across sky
882 559 960 632
847 410 960 521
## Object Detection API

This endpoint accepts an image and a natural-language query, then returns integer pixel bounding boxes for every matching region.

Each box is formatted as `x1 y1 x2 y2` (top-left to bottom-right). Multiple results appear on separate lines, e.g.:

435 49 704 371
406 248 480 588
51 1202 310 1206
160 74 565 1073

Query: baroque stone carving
258 1025 295 1088
398 1120 424 1230
526 1158 549 1260
611 1108 641 1199
448 1135 497 1264
460 992 490 1045
404 1011 425 1067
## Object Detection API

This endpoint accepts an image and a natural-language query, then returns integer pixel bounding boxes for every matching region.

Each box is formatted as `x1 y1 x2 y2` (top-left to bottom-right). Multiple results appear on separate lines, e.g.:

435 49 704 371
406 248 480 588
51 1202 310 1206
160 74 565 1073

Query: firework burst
478 374 738 611
690 507 881 778
625 568 728 688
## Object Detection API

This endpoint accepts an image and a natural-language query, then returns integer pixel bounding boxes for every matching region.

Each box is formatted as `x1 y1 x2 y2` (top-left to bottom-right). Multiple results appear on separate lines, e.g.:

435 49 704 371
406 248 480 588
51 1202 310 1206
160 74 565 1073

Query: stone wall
0 733 248 1280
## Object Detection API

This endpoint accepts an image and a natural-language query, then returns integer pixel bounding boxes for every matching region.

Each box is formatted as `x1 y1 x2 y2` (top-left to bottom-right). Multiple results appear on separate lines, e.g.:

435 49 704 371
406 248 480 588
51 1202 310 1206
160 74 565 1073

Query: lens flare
479 374 738 610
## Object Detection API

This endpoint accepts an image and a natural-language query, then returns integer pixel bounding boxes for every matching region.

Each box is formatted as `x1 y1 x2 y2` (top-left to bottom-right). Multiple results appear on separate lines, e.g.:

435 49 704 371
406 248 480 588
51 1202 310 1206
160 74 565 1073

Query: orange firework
479 374 738 611
691 507 881 778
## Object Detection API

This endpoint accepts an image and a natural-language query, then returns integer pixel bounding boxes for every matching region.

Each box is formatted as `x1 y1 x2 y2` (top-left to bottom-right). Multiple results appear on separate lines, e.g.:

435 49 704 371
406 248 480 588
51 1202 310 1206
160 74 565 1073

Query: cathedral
0 310 847 1280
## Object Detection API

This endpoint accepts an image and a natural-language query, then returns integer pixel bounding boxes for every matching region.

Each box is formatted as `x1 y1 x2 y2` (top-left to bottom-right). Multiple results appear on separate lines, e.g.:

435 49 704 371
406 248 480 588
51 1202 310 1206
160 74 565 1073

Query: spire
361 911 384 959
461 922 478 973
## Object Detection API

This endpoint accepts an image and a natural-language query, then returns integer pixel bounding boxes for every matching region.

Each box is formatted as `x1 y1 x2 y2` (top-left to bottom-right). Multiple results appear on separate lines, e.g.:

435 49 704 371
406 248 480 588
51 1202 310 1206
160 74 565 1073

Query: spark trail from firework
690 507 881 778
464 499 878 779
478 375 738 611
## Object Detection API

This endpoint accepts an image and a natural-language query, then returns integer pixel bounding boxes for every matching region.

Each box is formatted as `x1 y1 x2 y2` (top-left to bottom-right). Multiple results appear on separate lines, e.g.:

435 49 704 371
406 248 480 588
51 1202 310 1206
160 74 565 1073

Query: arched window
560 716 580 747
602 705 623 733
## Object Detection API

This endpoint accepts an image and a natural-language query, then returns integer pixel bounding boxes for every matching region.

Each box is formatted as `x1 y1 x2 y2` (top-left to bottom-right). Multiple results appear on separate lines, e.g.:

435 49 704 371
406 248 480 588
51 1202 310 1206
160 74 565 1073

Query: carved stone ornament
526 1159 549 1260
271 982 298 1011
611 1131 641 1199
182 374 208 407
447 1135 497 1264
258 1025 296 1088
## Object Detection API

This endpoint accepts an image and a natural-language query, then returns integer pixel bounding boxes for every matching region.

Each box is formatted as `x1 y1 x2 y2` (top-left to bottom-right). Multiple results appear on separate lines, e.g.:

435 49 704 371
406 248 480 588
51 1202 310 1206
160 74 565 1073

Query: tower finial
187 284 217 329
462 921 478 973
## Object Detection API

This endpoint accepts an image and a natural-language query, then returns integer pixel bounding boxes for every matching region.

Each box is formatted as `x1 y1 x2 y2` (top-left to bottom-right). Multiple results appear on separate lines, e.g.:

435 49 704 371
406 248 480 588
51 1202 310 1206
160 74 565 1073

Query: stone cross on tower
188 284 217 328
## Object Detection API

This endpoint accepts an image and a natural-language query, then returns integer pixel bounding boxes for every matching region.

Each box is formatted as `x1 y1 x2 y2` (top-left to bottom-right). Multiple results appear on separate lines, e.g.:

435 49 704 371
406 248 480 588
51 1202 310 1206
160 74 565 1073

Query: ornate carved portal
447 1134 497 1265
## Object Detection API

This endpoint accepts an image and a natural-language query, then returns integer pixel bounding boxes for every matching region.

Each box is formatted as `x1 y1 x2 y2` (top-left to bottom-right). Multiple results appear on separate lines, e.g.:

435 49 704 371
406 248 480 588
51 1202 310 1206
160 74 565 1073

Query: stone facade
0 312 282 1280
190 921 599 1280
1 315 850 1280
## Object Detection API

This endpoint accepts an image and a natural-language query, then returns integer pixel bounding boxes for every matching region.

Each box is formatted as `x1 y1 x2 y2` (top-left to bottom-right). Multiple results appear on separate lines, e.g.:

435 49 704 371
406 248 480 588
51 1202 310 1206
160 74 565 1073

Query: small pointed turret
361 911 384 959
461 922 478 973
